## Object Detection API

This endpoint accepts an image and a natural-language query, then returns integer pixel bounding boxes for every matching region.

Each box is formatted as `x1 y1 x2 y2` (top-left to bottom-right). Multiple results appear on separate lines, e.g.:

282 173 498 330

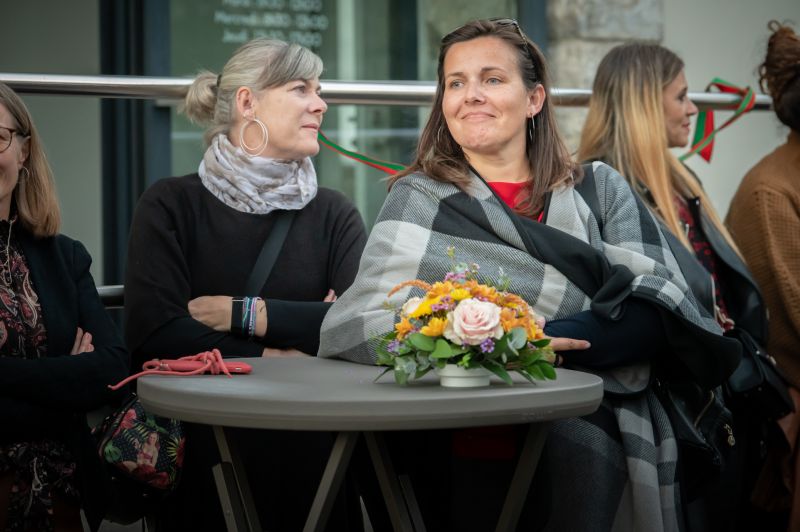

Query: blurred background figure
728 20 800 530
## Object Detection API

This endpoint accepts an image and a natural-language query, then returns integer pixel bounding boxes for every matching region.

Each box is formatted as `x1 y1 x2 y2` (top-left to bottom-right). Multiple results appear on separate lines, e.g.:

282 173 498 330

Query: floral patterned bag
92 394 185 524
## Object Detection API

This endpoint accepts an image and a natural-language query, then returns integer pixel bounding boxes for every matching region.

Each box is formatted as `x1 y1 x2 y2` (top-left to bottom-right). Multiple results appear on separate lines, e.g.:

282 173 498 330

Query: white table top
137 357 604 431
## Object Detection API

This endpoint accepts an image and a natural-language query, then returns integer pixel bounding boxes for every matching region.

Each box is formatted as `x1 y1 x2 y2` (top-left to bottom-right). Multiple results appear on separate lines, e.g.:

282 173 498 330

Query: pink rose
443 298 503 346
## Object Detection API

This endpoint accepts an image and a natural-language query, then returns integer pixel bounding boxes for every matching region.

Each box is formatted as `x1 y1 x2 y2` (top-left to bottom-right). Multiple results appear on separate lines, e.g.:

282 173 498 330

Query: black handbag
725 327 794 420
653 379 736 502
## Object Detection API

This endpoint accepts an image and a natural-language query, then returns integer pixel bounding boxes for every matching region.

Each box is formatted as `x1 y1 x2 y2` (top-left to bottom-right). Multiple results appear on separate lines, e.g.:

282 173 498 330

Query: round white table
138 357 603 532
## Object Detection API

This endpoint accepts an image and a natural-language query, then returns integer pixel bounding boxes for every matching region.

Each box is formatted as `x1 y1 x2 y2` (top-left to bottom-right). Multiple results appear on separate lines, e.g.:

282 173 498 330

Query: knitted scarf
198 134 317 214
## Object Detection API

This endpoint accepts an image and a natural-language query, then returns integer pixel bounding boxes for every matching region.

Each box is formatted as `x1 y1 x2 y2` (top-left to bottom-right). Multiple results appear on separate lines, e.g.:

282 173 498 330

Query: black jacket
0 228 130 531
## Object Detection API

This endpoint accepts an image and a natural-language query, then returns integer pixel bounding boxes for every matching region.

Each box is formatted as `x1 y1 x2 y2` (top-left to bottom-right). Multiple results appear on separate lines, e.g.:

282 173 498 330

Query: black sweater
124 174 367 369
1 229 130 532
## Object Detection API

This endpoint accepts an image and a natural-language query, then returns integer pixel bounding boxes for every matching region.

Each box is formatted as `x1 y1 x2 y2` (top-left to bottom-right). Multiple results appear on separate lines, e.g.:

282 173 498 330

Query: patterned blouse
674 195 734 331
0 217 79 532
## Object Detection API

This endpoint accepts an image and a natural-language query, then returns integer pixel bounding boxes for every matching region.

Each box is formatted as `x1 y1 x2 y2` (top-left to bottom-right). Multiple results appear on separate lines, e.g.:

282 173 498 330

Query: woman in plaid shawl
320 19 741 531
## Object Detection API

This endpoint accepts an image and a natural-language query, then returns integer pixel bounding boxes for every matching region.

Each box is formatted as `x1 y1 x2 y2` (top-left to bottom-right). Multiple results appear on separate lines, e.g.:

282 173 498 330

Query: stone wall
547 0 664 150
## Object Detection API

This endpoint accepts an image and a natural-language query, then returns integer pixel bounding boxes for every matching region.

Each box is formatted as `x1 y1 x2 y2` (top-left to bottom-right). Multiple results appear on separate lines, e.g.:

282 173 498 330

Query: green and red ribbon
680 78 756 162
318 130 405 175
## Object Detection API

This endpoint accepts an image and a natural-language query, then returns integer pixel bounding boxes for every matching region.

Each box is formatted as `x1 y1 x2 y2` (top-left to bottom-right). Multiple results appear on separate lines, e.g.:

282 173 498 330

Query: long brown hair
759 21 800 131
577 42 737 252
0 83 60 238
393 19 577 216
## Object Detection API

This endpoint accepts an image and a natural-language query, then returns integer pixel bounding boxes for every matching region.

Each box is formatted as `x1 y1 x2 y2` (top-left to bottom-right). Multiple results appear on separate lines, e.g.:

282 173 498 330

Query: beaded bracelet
246 297 260 337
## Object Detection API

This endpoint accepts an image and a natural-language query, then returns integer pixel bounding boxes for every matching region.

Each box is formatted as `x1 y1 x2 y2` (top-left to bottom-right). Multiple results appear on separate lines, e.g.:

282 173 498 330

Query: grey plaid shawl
319 162 739 531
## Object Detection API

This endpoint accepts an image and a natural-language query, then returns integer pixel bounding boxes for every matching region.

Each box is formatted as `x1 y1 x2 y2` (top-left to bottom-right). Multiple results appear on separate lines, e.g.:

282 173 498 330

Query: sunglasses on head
442 18 535 66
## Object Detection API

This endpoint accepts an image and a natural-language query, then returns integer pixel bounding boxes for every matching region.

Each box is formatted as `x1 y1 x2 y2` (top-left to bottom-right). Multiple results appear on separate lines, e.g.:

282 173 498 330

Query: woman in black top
125 38 366 365
0 83 129 531
124 39 367 531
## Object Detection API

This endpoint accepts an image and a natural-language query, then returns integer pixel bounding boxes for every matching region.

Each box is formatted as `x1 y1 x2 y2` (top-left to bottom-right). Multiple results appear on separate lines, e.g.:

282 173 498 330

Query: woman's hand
70 327 94 355
324 289 337 302
188 296 233 331
535 315 590 365
261 347 310 358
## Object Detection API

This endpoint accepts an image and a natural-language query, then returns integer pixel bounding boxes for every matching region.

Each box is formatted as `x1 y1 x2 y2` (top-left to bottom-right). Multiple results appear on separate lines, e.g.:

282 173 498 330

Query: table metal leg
212 425 263 532
303 431 359 532
495 422 550 532
364 432 416 532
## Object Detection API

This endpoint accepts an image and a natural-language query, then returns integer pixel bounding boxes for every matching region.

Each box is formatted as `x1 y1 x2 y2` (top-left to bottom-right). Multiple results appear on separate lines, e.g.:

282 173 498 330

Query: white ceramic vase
435 364 492 388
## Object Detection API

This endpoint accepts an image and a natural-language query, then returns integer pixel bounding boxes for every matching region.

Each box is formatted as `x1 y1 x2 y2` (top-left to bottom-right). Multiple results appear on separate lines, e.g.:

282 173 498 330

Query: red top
487 181 544 222
451 181 540 461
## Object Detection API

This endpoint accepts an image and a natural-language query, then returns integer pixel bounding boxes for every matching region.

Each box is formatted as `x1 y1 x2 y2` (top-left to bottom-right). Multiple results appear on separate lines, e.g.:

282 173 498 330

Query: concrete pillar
547 0 664 150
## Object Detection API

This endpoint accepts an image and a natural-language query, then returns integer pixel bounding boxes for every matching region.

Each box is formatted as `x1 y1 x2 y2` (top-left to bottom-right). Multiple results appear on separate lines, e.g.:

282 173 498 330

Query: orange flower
420 317 447 337
428 281 455 297
500 307 518 332
464 280 498 302
395 317 415 340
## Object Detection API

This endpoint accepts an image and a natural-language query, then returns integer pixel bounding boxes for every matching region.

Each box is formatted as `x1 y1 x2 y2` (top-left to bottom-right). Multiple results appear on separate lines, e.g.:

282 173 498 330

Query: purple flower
431 295 455 312
444 271 466 282
479 338 495 353
387 340 401 353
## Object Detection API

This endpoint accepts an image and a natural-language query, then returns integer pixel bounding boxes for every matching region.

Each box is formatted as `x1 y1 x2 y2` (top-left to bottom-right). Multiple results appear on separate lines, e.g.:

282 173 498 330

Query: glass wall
170 0 518 227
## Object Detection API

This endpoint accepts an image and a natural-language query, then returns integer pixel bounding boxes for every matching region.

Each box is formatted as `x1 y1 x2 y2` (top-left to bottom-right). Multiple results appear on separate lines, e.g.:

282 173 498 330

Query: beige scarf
198 134 317 214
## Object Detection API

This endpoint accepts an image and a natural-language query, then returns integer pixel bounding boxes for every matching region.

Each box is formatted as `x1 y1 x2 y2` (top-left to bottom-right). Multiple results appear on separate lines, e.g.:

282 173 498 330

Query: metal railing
0 73 773 109
0 72 773 307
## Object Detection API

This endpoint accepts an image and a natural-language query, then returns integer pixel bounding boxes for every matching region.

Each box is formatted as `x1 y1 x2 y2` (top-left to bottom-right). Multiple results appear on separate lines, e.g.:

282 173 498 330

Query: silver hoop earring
239 117 269 156
527 116 535 143
18 166 29 182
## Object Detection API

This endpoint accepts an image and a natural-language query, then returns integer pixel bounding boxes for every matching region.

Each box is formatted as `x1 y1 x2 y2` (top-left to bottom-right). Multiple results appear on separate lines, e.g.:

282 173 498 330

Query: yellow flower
409 295 441 318
428 281 455 297
420 317 447 337
449 288 471 301
395 317 415 340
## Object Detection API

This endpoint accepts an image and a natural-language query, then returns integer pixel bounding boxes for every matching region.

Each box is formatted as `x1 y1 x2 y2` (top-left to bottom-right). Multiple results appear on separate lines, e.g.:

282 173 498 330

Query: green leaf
538 362 557 380
408 333 435 352
376 348 394 366
484 360 513 386
430 339 454 359
492 336 508 356
528 364 546 380
394 369 409 386
414 367 433 380
510 327 527 350
531 338 551 348
449 344 469 355
516 369 536 384
374 367 393 382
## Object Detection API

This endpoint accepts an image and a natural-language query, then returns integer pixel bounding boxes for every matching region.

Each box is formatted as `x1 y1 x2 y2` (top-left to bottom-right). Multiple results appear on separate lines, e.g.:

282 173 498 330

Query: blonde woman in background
578 42 772 531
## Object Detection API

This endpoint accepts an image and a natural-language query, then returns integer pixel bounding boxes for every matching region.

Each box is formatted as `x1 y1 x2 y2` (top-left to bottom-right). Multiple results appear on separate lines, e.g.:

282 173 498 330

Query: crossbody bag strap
244 210 296 295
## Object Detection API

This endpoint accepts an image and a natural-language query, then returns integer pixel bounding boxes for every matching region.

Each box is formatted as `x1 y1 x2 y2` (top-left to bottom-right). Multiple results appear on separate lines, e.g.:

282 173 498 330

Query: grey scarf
198 133 317 214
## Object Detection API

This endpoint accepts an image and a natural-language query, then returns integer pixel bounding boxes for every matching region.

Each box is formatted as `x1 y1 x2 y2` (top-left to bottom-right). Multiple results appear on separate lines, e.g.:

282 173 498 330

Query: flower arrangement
376 249 556 385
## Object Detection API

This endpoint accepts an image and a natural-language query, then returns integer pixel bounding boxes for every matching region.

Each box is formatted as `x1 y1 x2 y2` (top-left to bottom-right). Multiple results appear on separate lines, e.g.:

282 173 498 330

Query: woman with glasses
319 19 740 530
577 42 773 531
0 82 129 531
124 39 367 531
